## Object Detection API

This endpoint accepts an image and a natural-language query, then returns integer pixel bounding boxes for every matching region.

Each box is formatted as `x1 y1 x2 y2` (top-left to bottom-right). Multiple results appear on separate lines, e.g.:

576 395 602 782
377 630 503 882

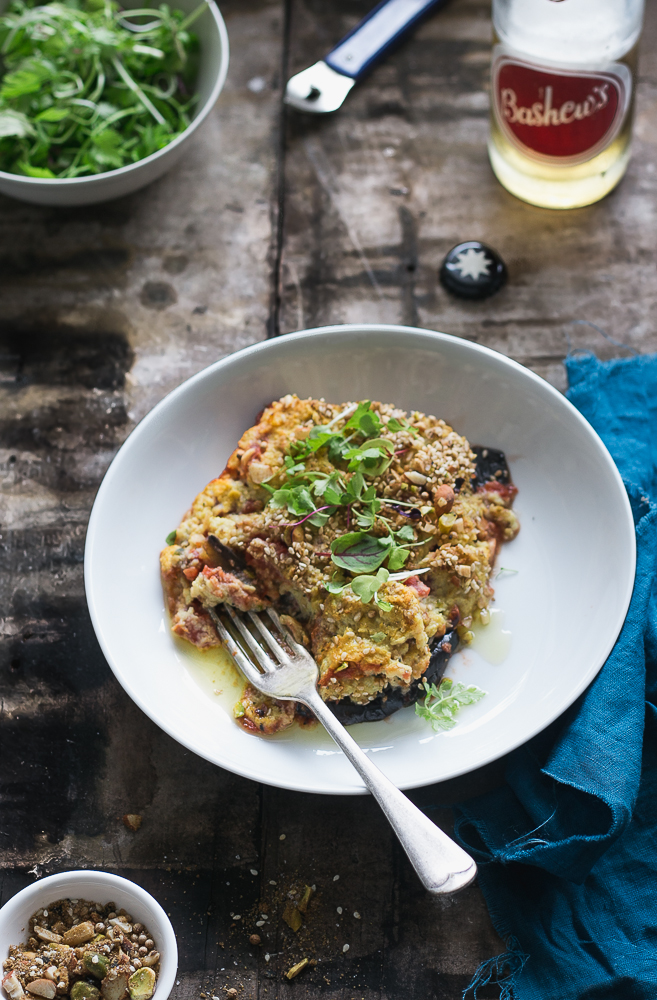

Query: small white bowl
0 0 229 206
0 871 177 1000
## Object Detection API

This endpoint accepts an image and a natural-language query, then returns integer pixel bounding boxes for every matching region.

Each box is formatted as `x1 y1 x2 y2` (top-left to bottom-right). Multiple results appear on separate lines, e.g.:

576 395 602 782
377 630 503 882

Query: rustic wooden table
1 0 656 997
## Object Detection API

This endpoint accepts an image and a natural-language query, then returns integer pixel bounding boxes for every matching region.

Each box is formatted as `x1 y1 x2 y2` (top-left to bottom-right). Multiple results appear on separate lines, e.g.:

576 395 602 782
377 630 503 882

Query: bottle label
492 47 632 165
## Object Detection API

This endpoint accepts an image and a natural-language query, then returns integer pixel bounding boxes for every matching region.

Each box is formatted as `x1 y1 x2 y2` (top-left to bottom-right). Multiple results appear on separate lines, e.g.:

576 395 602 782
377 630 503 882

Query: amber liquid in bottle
488 38 638 210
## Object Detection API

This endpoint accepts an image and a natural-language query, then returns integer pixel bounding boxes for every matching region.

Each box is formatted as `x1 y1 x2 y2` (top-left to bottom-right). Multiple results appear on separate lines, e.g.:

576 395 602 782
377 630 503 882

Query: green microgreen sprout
387 415 417 436
0 0 204 178
326 567 392 611
165 529 176 545
351 567 392 611
326 566 430 597
415 678 486 731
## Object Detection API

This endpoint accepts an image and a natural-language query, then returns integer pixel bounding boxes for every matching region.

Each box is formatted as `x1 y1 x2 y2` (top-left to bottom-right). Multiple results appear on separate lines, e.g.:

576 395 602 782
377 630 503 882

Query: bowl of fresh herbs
0 0 228 205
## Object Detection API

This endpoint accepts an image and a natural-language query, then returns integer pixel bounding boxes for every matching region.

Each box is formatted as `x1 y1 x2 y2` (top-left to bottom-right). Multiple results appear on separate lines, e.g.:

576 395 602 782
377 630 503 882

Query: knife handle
325 0 447 80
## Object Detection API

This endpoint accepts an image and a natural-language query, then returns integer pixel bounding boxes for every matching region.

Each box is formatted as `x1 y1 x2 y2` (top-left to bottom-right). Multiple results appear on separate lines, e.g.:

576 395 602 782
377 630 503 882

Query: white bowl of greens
0 0 228 205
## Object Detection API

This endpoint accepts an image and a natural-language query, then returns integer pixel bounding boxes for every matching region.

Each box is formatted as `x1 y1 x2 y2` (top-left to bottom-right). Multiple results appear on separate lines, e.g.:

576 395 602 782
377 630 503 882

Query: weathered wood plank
0 0 284 680
5 1 655 999
279 0 657 393
0 0 285 862
0 1 285 997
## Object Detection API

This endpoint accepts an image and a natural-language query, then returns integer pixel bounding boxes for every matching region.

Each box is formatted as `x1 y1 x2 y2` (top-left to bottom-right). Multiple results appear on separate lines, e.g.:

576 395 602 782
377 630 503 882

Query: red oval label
493 55 630 165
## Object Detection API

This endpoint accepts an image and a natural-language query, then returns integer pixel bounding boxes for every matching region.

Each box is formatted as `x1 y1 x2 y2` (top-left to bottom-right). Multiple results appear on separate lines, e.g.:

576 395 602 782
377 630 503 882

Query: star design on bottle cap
439 240 507 300
453 247 492 281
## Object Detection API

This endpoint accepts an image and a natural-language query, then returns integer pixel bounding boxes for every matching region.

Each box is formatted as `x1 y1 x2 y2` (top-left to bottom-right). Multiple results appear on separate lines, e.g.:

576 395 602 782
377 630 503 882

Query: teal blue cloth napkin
454 353 657 999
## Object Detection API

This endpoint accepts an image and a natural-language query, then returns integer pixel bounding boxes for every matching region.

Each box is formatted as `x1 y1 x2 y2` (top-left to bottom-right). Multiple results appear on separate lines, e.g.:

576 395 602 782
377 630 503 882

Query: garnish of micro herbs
326 566 431 612
0 0 205 178
415 678 486 731
327 567 393 611
263 402 424 585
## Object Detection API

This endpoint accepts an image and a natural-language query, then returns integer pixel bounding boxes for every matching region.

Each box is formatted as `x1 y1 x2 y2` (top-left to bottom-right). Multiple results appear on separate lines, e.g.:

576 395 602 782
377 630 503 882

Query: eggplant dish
160 396 519 732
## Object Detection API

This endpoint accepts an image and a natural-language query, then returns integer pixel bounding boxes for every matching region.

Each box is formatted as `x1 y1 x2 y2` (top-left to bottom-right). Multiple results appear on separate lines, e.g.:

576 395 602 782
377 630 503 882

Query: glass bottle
489 0 644 209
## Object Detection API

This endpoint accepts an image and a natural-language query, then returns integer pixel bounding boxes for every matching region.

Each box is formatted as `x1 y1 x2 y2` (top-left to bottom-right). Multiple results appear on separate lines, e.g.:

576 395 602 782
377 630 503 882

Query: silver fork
208 605 477 895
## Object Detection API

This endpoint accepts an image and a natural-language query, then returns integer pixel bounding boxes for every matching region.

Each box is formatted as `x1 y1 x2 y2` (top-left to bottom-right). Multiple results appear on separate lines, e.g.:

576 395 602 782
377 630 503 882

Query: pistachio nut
128 968 156 1000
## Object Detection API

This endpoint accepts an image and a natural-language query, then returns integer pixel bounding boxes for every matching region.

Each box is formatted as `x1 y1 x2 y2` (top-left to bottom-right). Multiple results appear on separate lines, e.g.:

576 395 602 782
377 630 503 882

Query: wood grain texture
2 0 657 997
279 0 657 392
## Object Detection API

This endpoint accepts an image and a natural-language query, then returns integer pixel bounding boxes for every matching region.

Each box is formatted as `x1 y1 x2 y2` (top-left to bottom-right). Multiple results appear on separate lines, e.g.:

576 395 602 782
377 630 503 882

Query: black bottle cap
439 241 507 300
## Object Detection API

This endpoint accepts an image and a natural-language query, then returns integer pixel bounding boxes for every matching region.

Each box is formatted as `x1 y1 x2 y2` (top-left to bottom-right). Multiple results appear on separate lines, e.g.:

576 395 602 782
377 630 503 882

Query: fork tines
207 605 291 682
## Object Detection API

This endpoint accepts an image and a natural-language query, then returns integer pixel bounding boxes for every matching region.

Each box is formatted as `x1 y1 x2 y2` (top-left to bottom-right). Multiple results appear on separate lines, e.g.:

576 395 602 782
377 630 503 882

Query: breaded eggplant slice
160 395 519 733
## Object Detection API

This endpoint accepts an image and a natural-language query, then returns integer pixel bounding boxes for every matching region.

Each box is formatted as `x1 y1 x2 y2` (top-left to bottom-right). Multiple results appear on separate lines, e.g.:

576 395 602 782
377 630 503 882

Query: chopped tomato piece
479 481 518 503
404 575 430 597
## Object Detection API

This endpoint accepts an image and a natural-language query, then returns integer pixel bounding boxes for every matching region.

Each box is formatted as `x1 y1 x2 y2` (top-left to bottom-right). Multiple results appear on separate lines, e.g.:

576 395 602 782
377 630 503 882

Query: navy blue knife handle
325 0 448 80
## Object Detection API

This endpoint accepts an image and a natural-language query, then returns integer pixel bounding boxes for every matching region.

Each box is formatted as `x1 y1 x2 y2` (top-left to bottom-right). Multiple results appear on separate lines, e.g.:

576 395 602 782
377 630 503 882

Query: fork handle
305 692 477 894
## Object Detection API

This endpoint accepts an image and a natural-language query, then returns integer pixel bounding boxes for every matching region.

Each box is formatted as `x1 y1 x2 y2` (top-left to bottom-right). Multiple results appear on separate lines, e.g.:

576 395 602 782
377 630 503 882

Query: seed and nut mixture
161 396 519 733
2 900 160 1000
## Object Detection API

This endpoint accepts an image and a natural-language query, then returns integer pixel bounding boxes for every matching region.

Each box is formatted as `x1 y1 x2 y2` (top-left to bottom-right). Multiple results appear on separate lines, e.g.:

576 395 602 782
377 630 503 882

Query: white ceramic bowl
84 324 635 794
0 0 229 206
0 872 177 1000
